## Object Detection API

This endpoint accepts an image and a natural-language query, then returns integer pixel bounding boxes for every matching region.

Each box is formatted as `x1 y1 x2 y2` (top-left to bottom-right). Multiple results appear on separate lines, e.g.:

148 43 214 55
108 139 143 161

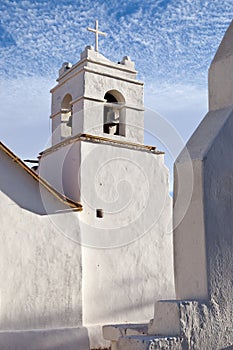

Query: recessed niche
96 209 103 218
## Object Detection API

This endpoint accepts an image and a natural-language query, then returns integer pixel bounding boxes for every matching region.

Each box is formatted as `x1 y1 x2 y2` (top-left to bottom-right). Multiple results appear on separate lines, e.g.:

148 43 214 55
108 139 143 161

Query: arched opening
103 90 125 136
61 94 72 138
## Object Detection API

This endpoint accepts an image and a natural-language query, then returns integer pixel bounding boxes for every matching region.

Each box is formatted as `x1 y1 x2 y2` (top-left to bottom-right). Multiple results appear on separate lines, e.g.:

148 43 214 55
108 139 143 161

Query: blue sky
0 0 233 169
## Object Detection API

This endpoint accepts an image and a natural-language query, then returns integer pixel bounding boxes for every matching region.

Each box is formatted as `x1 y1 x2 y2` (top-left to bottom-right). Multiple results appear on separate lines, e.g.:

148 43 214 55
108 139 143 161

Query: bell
67 115 72 127
105 108 119 125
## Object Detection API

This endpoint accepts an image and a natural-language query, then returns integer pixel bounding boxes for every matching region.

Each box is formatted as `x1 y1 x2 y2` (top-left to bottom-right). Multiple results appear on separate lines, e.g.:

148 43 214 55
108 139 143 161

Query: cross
87 20 107 53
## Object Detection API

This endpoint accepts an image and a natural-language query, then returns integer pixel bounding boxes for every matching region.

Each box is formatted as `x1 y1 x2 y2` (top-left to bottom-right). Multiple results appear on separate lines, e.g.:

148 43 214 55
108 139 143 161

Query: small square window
96 209 103 218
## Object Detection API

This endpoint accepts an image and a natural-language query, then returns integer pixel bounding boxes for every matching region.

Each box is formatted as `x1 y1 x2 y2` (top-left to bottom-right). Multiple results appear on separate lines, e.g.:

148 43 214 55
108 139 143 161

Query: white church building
0 20 233 350
0 21 174 350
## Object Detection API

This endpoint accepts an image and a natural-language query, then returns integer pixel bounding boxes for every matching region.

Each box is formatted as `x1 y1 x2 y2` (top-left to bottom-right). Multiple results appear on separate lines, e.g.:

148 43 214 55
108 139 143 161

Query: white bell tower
37 23 173 349
50 45 144 146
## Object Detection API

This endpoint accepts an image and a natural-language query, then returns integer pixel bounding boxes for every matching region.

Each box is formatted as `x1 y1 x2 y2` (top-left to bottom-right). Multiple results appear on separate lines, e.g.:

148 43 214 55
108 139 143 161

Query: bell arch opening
103 90 125 136
61 93 73 138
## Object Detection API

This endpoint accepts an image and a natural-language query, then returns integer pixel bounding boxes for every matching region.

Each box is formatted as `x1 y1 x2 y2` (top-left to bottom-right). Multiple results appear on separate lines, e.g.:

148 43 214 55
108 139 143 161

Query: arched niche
103 90 125 136
61 94 72 138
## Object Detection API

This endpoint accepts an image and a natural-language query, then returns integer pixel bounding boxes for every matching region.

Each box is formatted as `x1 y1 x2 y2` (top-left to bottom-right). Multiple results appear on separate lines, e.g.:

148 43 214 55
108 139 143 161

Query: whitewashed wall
0 149 87 349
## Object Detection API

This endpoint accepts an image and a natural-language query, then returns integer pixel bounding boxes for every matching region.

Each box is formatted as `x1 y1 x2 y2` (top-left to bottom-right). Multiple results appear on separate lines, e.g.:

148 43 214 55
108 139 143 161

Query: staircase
103 320 181 350
103 297 233 349
103 300 184 349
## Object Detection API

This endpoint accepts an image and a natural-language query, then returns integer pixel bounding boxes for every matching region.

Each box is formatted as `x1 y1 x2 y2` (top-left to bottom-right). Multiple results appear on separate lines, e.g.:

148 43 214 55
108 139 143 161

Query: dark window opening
104 92 118 103
96 209 103 218
103 91 125 136
61 94 73 138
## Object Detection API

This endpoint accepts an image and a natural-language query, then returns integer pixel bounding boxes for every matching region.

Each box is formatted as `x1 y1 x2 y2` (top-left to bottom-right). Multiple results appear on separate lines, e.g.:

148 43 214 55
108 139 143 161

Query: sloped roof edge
0 141 82 212
176 106 233 163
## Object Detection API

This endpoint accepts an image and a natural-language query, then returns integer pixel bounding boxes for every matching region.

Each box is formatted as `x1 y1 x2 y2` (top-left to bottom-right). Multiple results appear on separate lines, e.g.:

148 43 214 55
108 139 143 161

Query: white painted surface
209 20 233 111
79 140 174 348
39 137 174 348
172 110 233 348
0 201 82 330
117 335 181 350
0 328 90 350
0 148 72 215
103 20 233 350
148 301 180 336
1 43 176 349
0 147 85 348
174 106 233 300
37 45 175 348
50 46 144 145
174 158 208 300
103 323 147 342
38 142 81 202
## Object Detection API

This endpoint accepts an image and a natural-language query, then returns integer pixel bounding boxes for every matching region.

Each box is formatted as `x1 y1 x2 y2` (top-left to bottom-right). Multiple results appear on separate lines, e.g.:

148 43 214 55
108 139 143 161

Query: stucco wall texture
172 107 233 349
113 22 233 350
38 136 175 349
0 147 88 349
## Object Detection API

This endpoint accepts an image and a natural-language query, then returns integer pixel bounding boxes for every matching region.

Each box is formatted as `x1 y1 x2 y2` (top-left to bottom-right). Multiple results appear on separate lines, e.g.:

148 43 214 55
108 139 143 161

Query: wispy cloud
1 0 233 82
0 0 232 159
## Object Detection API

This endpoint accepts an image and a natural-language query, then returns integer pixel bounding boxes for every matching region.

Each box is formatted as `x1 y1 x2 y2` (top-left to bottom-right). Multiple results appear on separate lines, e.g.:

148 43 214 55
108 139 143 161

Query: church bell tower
37 22 148 203
36 23 172 343
50 44 144 146
38 22 155 208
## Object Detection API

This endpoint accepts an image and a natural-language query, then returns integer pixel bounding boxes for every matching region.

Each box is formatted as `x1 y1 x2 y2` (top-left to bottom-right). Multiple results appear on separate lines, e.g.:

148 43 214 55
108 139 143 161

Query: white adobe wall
38 138 175 348
0 148 69 215
38 142 81 202
0 191 83 330
209 20 233 111
79 141 175 348
171 106 233 349
102 20 233 350
0 149 87 349
174 109 233 302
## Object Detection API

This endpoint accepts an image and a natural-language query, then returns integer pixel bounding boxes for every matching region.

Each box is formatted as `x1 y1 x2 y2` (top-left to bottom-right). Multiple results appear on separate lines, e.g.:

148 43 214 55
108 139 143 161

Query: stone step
148 300 181 336
103 323 148 342
117 335 182 350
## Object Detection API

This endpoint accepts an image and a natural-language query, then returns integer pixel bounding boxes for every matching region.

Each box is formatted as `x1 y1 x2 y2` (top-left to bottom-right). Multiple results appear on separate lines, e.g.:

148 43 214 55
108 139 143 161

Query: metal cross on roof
87 20 107 52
